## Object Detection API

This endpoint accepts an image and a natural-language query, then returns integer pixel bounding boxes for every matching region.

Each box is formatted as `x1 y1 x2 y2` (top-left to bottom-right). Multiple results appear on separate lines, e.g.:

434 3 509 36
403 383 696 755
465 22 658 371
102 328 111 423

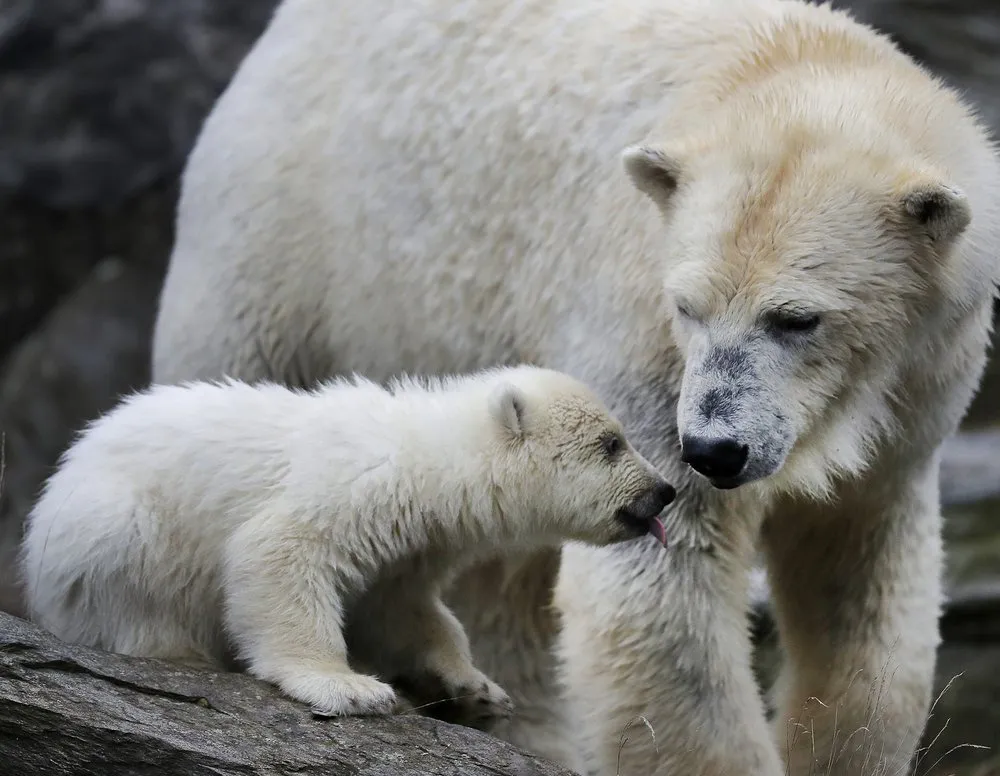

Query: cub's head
622 85 994 498
485 367 675 547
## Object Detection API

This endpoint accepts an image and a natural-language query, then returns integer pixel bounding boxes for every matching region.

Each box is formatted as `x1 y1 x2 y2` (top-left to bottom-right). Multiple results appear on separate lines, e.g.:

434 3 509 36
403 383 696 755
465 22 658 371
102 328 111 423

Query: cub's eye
600 433 625 460
768 311 821 335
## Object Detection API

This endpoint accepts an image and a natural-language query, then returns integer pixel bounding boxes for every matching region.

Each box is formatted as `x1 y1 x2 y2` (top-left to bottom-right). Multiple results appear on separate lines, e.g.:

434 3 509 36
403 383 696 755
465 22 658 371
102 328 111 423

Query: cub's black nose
615 478 676 545
632 479 676 520
649 480 676 516
680 435 748 480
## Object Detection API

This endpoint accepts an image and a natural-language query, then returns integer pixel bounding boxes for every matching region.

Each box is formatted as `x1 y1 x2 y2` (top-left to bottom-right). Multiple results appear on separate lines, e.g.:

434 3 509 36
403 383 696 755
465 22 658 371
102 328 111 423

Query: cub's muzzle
615 480 676 547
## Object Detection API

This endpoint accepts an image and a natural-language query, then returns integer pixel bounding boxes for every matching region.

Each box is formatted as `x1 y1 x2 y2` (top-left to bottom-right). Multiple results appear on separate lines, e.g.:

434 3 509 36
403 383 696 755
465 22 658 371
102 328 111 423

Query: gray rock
0 611 574 776
0 0 278 208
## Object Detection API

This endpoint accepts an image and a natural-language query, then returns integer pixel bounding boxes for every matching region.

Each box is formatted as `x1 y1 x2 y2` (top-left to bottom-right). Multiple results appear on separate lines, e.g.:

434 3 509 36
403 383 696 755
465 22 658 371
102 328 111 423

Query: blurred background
0 1 996 773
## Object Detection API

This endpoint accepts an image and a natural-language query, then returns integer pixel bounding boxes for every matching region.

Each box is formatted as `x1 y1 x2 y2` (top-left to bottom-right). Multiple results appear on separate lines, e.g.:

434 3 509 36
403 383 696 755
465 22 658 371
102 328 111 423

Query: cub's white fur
151 0 1000 772
21 366 673 722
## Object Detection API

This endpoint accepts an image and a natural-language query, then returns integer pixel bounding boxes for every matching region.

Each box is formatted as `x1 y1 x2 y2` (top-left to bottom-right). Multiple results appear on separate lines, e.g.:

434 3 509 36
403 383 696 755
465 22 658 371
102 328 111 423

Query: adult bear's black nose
680 435 748 481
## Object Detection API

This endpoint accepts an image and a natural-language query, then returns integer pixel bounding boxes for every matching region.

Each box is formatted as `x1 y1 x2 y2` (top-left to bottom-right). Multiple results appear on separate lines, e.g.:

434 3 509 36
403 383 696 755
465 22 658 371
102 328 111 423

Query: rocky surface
0 0 998 773
0 612 574 776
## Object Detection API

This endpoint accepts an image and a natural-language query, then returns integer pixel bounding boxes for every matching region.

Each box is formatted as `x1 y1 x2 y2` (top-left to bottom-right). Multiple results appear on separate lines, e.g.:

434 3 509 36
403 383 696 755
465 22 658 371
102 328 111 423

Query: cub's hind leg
348 573 513 730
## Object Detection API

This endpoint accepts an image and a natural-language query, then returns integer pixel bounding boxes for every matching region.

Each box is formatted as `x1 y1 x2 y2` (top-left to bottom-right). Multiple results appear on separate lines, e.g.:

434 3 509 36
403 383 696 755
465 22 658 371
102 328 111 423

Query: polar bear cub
20 365 674 721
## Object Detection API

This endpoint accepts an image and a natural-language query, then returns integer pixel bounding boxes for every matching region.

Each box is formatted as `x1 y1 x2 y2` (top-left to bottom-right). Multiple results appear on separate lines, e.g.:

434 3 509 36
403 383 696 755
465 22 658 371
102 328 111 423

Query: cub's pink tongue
649 516 667 547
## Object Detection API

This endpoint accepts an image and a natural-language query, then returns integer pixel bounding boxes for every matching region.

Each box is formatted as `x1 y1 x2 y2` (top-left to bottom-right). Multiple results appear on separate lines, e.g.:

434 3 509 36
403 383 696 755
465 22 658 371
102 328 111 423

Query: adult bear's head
620 75 997 499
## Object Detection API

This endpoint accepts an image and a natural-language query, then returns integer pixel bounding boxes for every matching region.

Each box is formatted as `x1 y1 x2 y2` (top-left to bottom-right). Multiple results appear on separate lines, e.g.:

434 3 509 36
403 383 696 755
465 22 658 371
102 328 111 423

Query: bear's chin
614 510 667 546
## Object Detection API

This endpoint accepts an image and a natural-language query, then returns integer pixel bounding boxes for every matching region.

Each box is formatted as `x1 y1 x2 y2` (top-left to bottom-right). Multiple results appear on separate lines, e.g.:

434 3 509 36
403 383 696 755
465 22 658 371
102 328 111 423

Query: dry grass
612 646 991 776
778 653 988 776
616 715 657 776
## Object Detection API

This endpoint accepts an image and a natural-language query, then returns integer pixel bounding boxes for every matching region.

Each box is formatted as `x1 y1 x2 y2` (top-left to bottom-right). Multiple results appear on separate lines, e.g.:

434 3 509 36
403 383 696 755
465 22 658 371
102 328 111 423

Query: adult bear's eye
600 433 624 460
675 301 697 321
767 310 821 336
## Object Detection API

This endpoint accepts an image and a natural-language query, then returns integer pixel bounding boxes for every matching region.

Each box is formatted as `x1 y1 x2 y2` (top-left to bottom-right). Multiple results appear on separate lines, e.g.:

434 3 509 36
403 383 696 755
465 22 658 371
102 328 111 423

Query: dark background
0 1 997 773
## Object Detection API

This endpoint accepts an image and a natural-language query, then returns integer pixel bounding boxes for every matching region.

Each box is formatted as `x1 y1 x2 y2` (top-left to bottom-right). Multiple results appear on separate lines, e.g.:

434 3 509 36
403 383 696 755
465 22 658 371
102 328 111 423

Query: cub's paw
391 693 417 715
277 669 398 717
446 675 515 728
389 669 514 729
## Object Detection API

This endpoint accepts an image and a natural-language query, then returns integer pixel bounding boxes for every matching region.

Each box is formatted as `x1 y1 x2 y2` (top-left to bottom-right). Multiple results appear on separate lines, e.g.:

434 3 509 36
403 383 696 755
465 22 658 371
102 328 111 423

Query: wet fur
151 0 1000 773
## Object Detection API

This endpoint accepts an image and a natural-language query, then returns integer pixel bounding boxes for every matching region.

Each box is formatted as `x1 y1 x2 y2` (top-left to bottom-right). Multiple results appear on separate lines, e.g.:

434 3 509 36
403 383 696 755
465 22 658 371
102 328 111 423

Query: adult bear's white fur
151 0 1000 772
21 366 674 722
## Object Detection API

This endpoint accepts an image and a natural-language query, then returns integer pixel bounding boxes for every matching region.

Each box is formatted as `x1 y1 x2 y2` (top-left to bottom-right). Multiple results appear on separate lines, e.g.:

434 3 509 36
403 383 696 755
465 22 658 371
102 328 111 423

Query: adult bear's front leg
553 492 784 776
762 462 944 776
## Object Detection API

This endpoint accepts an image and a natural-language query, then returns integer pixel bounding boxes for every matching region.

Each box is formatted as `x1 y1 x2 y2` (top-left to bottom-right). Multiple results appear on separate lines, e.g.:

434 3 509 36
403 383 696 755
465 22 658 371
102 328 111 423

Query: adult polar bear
152 0 1000 773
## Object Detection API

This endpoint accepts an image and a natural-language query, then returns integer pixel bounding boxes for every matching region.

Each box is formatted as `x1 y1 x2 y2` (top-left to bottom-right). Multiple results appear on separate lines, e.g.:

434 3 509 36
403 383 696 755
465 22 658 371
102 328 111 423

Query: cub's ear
898 181 971 244
622 145 683 209
489 383 528 441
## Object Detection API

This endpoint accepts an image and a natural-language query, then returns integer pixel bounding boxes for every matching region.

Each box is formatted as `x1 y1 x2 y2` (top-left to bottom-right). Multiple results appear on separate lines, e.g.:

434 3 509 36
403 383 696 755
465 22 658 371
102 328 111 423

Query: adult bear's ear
489 383 527 441
895 179 972 245
622 145 683 210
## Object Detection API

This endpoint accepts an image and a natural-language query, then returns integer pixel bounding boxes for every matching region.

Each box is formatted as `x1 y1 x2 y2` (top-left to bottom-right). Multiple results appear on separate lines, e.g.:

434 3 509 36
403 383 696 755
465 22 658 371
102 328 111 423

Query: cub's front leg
348 575 514 730
223 510 399 717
